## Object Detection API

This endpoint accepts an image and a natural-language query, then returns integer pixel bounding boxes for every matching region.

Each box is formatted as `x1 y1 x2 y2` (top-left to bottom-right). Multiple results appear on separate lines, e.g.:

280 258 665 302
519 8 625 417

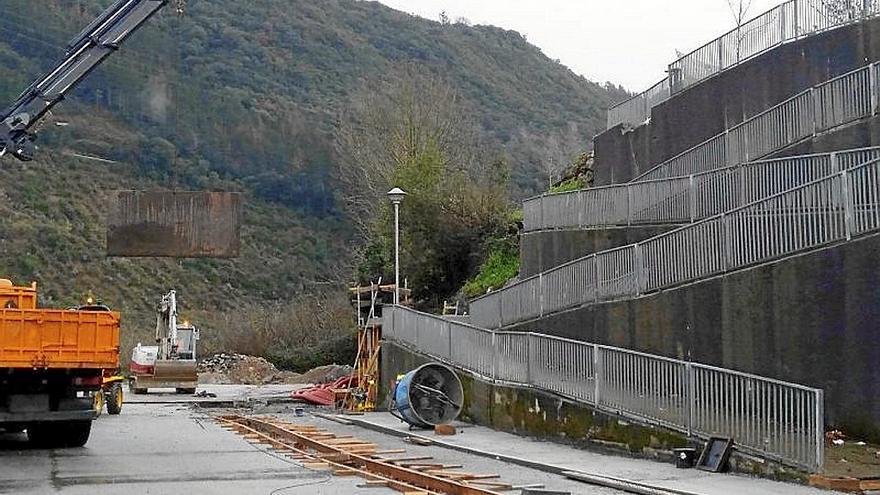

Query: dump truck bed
0 309 120 369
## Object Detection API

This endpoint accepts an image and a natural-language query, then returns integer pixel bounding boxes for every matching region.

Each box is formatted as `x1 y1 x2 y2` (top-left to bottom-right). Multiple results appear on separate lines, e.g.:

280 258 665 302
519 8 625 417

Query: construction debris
198 353 288 385
298 364 354 384
198 353 352 386
291 375 357 406
434 424 456 436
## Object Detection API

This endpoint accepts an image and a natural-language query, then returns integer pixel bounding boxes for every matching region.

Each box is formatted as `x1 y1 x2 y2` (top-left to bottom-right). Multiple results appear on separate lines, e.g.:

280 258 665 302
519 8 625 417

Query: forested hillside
0 0 627 197
0 0 626 363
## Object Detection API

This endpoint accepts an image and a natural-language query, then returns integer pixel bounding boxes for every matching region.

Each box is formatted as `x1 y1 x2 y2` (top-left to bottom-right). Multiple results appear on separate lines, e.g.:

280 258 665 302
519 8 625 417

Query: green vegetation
337 70 514 306
0 0 627 200
549 177 588 194
463 238 520 298
0 0 627 363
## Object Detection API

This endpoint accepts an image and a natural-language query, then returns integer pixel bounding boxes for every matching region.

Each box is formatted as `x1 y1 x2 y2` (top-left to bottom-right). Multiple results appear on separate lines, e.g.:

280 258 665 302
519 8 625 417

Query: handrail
385 305 825 472
635 62 878 182
472 157 880 334
606 0 880 130
523 146 880 231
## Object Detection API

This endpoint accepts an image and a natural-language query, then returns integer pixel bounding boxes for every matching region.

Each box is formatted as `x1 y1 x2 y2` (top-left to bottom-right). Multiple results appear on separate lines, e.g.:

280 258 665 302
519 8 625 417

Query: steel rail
218 415 507 495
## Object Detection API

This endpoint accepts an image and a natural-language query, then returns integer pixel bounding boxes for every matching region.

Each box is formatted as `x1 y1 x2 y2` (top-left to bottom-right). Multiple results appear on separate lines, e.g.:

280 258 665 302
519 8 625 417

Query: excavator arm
0 0 172 161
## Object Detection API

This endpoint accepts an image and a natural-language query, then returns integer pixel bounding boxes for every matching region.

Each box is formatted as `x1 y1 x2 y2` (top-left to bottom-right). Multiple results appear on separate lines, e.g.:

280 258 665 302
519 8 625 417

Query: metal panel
607 79 670 129
629 176 692 223
597 346 688 429
596 246 637 299
690 363 824 469
815 65 873 129
727 175 847 268
542 255 597 314
848 160 880 234
449 323 494 378
641 217 726 291
494 332 529 383
107 191 242 257
529 333 595 402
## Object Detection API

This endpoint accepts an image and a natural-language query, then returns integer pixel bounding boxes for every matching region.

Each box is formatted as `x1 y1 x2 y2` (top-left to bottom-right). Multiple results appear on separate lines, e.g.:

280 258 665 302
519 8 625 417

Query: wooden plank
383 456 435 463
860 479 880 490
808 475 862 492
223 418 435 495
405 436 434 446
235 416 508 495
374 449 407 455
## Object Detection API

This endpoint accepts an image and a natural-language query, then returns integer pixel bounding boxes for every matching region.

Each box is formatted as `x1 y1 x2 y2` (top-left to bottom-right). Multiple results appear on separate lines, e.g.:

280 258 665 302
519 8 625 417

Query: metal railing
606 78 670 129
523 146 880 232
636 62 880 182
473 157 880 329
384 305 825 472
607 0 880 129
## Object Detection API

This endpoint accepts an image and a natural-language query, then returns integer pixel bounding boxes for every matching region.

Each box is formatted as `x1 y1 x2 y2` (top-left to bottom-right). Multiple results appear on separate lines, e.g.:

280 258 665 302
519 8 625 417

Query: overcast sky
377 0 780 92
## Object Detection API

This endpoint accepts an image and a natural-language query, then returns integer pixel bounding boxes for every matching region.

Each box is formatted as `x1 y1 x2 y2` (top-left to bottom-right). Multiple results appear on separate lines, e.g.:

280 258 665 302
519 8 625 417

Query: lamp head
386 187 408 204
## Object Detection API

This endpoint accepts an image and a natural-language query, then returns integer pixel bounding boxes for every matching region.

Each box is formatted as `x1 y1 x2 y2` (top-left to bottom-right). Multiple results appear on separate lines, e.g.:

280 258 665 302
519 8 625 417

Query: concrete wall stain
381 341 808 480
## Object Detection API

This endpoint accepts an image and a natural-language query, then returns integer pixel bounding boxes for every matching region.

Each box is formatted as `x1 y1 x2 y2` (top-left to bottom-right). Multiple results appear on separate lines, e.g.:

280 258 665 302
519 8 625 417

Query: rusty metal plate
107 191 241 258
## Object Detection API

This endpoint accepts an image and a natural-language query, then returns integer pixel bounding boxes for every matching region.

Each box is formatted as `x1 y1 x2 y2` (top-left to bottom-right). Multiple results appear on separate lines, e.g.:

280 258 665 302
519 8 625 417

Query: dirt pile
298 364 354 384
198 353 351 385
198 353 294 385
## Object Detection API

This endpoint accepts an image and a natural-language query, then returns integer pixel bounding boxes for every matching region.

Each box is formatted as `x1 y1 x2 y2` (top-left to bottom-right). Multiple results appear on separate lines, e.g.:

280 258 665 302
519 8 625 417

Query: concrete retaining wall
520 226 676 278
506 232 880 441
595 16 880 185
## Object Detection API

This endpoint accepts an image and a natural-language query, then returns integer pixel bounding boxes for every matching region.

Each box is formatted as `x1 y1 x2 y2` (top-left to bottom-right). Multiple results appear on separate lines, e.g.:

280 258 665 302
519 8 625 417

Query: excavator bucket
130 360 197 392
106 191 241 258
152 359 198 382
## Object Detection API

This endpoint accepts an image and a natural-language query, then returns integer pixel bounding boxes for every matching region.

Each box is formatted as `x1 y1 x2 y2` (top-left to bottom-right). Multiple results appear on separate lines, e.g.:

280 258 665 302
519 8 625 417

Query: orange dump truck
0 279 119 447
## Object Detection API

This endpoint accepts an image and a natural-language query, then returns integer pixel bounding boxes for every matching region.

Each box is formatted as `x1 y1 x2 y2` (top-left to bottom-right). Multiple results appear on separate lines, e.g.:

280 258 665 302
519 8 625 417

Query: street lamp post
387 187 407 305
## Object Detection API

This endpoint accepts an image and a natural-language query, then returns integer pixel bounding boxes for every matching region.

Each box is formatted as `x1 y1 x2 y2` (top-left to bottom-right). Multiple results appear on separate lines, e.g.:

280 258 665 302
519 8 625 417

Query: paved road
0 401 392 495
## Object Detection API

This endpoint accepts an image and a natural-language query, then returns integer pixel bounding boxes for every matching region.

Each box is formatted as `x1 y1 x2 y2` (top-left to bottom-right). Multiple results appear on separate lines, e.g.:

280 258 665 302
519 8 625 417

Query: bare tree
728 0 754 63
728 0 755 27
334 65 479 236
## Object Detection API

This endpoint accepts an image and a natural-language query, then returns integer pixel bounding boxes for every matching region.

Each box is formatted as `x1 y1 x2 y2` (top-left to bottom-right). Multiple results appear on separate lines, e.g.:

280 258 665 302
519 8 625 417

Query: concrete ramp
106 191 241 258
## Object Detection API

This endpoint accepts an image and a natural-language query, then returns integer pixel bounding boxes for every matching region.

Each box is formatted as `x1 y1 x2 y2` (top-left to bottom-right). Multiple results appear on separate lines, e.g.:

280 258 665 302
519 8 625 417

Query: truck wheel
60 421 91 447
175 387 196 394
106 383 123 415
27 422 58 448
28 421 91 448
93 390 104 417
